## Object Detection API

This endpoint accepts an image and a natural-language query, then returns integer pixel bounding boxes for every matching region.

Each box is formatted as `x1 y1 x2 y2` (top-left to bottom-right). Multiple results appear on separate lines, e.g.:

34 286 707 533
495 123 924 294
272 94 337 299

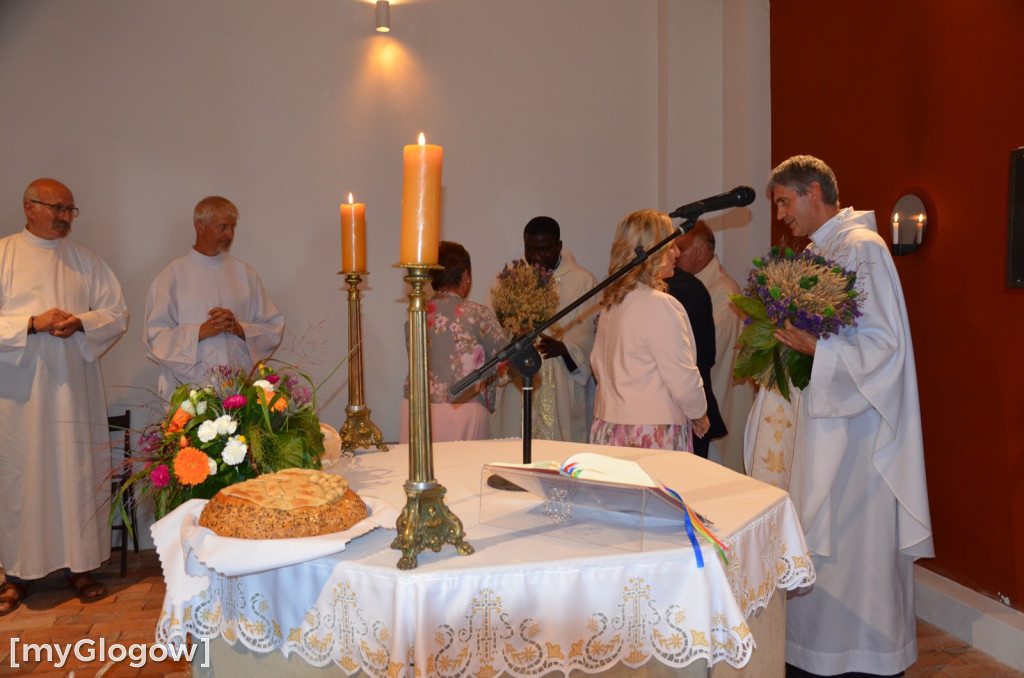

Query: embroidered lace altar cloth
153 439 814 677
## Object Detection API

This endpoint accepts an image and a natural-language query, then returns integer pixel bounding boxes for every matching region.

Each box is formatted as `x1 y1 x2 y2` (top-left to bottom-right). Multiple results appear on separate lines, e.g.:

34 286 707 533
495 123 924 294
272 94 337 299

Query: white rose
196 400 208 415
207 457 218 476
214 414 237 436
180 400 196 416
197 420 218 443
222 436 248 466
253 379 274 392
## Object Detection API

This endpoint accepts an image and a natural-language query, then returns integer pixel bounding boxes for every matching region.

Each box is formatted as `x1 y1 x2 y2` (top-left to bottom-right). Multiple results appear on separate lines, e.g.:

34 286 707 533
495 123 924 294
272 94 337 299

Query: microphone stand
451 218 696 465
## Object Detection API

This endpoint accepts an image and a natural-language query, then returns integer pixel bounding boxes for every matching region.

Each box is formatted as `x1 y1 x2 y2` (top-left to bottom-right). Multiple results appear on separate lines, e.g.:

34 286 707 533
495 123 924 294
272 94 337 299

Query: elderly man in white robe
0 178 129 614
488 216 598 443
673 221 753 473
144 196 284 399
745 156 933 677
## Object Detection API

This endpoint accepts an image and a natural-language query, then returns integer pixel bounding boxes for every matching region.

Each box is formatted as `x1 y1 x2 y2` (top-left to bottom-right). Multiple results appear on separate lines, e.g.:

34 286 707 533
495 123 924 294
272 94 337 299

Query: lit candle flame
348 193 354 205
418 132 426 146
918 214 924 224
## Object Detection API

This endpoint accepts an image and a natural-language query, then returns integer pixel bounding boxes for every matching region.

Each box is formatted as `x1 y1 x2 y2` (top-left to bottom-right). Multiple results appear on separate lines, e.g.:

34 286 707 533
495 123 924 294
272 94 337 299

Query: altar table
153 439 814 676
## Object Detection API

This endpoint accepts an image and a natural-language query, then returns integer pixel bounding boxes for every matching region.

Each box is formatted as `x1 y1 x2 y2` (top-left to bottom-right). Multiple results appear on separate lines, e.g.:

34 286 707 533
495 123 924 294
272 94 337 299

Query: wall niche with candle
890 192 930 256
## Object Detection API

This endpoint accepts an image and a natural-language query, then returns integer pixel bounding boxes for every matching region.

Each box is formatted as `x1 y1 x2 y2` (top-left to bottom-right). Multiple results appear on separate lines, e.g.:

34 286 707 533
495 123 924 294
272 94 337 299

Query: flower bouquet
115 363 325 522
490 258 559 338
730 246 863 401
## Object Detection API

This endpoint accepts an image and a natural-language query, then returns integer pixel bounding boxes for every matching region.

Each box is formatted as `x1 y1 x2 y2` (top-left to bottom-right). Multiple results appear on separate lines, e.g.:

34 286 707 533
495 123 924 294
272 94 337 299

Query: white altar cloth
153 439 814 676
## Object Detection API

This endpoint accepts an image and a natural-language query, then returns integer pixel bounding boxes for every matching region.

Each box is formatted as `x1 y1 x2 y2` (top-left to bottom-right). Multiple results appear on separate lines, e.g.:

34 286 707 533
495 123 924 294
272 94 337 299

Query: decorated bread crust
198 468 368 539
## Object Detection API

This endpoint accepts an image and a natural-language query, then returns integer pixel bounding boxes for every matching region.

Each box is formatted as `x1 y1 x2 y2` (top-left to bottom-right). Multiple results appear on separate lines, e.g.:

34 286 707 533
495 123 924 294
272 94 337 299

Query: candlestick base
340 406 388 454
391 482 474 570
891 243 920 256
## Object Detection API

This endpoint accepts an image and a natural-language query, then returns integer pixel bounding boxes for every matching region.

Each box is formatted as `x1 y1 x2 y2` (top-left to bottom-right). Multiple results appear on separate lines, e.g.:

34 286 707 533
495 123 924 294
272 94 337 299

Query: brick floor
1 550 189 677
1 550 1021 677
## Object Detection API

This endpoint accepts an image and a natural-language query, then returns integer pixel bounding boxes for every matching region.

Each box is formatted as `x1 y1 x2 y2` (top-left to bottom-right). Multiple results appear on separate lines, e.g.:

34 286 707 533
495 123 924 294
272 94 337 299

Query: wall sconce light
891 193 929 256
375 0 390 32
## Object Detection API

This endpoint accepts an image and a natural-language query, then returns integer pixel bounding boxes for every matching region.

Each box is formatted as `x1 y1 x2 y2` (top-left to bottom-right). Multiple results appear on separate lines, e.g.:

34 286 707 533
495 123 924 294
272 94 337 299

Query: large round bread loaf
199 468 368 539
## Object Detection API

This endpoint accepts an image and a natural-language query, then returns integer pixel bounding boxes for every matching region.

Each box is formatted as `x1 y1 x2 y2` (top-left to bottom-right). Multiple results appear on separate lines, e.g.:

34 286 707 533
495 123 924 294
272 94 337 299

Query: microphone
669 186 756 220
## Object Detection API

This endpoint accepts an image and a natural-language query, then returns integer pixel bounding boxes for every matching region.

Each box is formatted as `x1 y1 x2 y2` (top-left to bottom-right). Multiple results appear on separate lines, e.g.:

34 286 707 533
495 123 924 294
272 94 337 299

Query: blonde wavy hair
599 209 674 310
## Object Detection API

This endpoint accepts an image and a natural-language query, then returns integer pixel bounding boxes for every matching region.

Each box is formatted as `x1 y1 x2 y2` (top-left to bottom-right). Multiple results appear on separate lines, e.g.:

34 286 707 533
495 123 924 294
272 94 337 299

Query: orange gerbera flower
173 447 211 486
167 406 193 433
258 388 288 412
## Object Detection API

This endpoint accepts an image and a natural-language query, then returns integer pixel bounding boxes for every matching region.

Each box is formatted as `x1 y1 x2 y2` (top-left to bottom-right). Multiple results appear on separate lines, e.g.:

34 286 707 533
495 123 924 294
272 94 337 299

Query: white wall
0 0 770 443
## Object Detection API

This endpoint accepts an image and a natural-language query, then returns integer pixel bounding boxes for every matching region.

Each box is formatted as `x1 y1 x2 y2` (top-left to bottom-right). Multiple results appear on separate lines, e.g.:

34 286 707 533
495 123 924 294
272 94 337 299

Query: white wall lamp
375 0 390 33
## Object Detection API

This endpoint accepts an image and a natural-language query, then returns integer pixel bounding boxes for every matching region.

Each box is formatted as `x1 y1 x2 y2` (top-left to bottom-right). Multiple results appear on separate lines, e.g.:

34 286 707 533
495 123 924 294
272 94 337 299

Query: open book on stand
484 452 728 565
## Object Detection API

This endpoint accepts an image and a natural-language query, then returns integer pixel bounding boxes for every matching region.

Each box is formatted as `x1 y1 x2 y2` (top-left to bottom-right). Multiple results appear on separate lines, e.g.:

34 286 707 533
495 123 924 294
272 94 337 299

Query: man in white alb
488 216 598 443
144 196 284 398
746 156 932 677
0 178 129 614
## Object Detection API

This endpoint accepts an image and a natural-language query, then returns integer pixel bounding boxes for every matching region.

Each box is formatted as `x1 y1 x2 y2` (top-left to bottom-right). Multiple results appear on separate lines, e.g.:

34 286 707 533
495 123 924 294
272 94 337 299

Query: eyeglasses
30 200 80 218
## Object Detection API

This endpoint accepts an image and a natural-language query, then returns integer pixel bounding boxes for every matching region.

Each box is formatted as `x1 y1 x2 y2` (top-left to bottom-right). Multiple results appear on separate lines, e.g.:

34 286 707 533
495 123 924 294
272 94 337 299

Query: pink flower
223 394 247 410
266 374 281 385
150 464 171 488
460 344 486 374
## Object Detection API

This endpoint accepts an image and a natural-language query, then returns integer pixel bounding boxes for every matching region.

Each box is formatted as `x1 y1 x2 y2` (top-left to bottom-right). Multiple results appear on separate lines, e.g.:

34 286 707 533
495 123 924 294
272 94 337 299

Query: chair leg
120 514 128 577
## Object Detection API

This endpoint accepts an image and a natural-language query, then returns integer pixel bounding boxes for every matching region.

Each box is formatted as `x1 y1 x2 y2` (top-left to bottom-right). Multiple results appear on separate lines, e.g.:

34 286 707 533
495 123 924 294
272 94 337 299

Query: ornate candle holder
339 271 388 454
392 263 473 569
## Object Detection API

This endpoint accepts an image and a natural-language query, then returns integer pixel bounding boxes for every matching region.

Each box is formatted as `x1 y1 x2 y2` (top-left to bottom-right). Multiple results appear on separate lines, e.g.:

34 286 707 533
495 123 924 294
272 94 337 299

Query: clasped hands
33 308 83 338
199 307 244 341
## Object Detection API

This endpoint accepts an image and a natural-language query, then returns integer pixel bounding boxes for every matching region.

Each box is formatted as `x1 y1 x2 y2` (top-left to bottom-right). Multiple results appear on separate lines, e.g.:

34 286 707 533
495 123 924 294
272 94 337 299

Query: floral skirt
589 418 693 453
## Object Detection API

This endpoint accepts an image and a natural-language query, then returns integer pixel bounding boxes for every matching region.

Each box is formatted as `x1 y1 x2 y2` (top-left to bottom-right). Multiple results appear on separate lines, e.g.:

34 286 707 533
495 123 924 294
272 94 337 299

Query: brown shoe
0 580 29 616
66 571 106 602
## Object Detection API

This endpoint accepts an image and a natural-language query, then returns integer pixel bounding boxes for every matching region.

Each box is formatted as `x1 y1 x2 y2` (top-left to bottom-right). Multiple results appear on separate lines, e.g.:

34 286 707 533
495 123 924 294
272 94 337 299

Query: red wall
770 0 1024 611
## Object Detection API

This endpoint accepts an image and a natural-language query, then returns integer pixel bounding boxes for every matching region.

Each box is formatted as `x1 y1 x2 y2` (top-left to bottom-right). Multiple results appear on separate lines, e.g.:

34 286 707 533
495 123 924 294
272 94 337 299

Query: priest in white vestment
144 196 284 400
0 179 129 612
488 217 598 443
674 222 754 472
745 156 933 677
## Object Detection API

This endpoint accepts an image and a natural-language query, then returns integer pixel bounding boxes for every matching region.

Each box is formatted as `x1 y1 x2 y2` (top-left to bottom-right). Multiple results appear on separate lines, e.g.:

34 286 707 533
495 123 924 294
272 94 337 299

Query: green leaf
773 344 790 401
788 350 813 390
733 345 760 378
738 320 777 350
730 294 768 321
746 347 774 376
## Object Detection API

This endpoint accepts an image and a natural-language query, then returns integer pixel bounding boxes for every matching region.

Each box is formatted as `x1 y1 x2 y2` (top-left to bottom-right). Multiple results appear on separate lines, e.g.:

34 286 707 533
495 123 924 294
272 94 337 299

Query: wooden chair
108 410 139 577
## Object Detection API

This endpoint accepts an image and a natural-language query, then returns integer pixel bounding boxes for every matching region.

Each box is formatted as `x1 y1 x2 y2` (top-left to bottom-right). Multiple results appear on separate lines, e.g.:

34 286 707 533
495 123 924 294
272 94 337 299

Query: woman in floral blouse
400 241 509 442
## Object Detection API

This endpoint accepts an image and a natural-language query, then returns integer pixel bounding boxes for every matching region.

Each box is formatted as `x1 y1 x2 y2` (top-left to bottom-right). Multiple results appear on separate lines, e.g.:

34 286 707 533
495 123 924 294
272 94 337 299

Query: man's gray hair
767 155 839 208
194 196 239 224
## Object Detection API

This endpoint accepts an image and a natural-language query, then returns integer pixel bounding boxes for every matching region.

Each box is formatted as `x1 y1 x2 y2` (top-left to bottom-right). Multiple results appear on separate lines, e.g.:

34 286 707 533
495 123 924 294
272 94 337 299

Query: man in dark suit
664 225 726 458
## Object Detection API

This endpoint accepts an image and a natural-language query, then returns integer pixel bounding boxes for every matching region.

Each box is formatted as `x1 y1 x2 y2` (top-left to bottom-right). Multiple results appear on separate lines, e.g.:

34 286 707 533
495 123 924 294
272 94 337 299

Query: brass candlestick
392 263 473 569
339 271 388 454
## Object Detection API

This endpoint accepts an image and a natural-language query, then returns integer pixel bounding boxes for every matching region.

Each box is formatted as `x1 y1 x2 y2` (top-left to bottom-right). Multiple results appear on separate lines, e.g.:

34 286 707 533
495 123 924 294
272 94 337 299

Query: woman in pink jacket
590 209 710 451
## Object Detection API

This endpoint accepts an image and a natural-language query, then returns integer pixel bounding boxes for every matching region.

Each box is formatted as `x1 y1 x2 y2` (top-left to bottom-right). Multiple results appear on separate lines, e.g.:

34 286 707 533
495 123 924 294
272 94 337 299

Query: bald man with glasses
0 178 129 615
